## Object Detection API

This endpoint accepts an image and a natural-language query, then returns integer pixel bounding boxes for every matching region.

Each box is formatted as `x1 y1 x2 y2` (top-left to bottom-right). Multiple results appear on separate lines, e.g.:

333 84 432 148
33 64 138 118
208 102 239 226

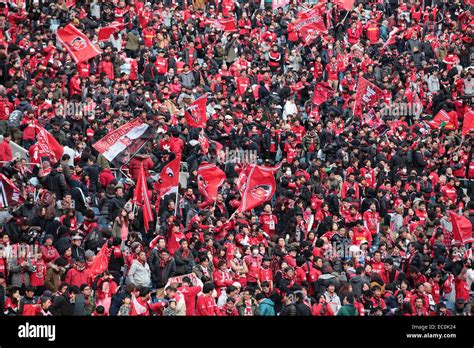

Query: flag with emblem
185 94 208 128
56 23 102 63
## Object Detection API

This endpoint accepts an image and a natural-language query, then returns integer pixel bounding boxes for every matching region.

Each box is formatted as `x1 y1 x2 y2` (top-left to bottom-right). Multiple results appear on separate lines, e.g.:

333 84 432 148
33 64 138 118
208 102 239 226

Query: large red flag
56 24 102 64
185 94 208 128
87 242 110 284
335 0 355 10
462 108 474 136
0 173 23 208
133 165 154 232
237 166 276 213
153 156 181 199
98 22 126 42
449 212 474 246
312 82 334 106
428 109 458 130
294 6 327 45
272 0 290 10
198 163 226 202
37 127 64 164
353 77 383 116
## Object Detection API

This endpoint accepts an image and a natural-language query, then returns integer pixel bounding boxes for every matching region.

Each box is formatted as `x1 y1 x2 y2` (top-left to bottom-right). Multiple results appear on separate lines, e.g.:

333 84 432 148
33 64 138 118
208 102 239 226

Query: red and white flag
133 164 154 232
237 165 276 213
92 118 150 163
153 156 181 199
98 22 126 42
353 77 383 117
130 294 148 316
211 17 238 32
198 162 226 202
185 94 208 128
56 24 102 64
0 173 22 208
272 0 290 10
37 127 64 164
294 6 327 45
449 212 474 245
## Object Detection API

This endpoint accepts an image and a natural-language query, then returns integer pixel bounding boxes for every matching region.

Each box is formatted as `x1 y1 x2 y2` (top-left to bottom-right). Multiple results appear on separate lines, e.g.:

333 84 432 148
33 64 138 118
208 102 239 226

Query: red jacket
196 294 218 316
178 285 201 316
0 139 13 164
258 213 278 237
99 168 115 188
65 267 90 288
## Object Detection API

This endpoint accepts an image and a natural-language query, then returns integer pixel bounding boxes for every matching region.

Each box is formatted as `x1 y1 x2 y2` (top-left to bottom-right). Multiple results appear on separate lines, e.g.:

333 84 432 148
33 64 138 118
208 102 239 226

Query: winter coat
151 258 176 289
258 298 276 316
127 259 152 288
337 304 358 316
9 258 35 288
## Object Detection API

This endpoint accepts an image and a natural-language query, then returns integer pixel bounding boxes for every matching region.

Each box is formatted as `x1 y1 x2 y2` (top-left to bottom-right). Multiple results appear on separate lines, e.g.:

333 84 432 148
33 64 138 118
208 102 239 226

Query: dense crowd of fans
0 0 473 317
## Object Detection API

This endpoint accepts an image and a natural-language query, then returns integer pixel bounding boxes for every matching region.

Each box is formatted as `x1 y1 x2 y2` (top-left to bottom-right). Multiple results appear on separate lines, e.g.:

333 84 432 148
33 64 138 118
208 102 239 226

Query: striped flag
92 118 151 164
0 173 22 208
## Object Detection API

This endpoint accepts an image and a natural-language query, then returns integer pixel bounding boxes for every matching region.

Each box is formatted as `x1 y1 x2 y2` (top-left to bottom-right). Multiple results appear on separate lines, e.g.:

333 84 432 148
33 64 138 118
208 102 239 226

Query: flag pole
174 191 179 217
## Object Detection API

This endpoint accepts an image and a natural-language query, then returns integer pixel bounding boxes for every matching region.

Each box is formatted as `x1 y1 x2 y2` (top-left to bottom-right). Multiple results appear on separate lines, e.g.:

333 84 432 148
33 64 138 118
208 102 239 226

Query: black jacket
50 293 74 316
151 258 176 289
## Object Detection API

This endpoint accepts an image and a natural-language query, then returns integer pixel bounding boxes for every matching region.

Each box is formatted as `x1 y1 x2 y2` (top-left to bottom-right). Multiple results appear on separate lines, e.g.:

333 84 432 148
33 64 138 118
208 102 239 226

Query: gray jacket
180 71 195 89
9 258 35 288
126 259 151 287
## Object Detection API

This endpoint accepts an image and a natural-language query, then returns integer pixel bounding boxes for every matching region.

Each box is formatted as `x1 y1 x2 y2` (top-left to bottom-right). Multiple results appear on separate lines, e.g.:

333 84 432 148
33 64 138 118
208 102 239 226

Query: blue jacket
259 299 276 316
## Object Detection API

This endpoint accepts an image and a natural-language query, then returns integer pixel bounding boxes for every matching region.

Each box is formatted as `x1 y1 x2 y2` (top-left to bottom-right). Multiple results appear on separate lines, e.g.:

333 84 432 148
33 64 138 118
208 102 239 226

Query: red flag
65 0 76 8
382 27 402 51
237 166 276 213
56 24 102 64
153 156 181 198
198 163 226 202
98 22 126 42
0 173 23 208
449 212 474 246
312 82 334 106
428 109 458 130
335 0 355 10
133 165 154 232
272 0 290 10
295 6 327 45
462 108 474 136
216 18 237 32
185 94 208 128
37 127 64 164
87 242 110 283
353 77 383 117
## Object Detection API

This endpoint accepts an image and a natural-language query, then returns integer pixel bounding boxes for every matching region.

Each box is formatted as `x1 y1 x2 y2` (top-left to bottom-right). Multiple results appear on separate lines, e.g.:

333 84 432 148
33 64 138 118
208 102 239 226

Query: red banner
153 156 181 198
185 94 208 128
237 166 276 213
462 108 474 136
98 22 126 42
56 24 102 64
37 127 64 164
198 163 226 202
133 165 154 232
429 109 458 130
353 77 383 116
449 212 474 245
